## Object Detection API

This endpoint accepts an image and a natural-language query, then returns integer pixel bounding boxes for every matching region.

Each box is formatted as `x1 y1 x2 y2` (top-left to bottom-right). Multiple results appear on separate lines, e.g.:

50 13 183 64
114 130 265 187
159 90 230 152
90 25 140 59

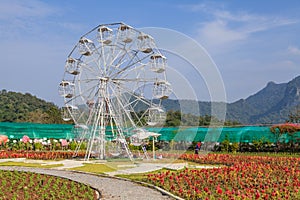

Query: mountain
0 90 66 123
1 76 299 125
227 76 300 124
162 76 300 124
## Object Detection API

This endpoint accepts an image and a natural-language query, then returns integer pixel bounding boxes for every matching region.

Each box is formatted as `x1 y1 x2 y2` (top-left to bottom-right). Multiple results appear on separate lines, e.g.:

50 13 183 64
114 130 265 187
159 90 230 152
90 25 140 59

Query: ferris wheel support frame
59 22 171 161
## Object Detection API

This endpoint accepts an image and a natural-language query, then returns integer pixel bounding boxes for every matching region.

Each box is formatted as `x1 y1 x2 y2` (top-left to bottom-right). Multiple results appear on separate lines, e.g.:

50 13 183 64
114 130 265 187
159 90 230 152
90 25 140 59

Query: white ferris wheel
59 22 172 160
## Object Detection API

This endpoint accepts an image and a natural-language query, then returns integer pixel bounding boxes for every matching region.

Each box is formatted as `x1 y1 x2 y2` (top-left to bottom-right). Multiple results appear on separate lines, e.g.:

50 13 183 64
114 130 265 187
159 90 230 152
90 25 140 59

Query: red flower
22 135 30 143
61 139 68 147
0 135 8 145
216 185 223 194
204 187 209 193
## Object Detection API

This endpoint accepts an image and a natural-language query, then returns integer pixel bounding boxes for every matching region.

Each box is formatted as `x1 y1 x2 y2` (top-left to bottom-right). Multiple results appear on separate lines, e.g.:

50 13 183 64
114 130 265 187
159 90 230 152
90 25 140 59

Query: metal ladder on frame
141 145 149 160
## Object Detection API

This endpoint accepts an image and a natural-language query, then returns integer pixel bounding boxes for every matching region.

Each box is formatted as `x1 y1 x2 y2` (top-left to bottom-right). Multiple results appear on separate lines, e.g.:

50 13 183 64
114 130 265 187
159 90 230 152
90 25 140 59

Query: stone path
0 166 175 200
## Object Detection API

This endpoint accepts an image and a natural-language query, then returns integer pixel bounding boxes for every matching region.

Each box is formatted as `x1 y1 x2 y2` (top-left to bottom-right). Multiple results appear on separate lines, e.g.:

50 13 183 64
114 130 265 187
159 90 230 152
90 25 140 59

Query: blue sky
0 0 300 106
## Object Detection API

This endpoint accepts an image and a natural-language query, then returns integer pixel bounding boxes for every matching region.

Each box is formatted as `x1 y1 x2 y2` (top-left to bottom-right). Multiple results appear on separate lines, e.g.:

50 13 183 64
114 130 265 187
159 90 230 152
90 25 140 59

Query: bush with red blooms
0 150 85 160
270 123 300 135
146 153 300 199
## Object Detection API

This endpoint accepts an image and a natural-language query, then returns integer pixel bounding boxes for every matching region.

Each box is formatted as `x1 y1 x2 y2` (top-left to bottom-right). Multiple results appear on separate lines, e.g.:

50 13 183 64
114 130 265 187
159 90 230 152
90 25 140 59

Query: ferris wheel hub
100 77 109 81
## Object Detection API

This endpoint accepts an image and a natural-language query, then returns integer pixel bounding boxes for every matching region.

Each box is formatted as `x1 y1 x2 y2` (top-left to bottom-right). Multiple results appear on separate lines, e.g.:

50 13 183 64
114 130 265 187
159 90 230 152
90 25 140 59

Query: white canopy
131 129 161 140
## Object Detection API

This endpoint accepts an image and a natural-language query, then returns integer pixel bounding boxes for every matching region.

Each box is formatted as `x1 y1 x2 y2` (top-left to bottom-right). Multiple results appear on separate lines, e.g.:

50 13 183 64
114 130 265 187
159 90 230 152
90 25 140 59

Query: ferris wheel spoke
111 82 152 108
102 47 116 75
92 58 107 77
78 78 99 90
112 77 156 83
109 45 125 61
110 51 146 79
81 58 105 78
108 57 128 76
122 55 151 77
108 84 143 127
99 44 121 76
91 53 105 76
108 86 136 128
106 49 128 76
118 93 150 127
125 60 147 71
113 48 129 68
65 91 92 109
78 80 99 100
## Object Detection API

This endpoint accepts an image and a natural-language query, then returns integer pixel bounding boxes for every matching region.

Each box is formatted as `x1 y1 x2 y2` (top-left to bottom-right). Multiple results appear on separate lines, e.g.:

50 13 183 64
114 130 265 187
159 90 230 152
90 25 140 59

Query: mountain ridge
1 76 299 124
162 75 300 124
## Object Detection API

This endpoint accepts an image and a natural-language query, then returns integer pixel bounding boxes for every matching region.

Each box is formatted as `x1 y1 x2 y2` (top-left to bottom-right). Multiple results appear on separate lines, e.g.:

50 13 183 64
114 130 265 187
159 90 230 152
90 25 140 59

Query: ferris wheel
59 22 172 160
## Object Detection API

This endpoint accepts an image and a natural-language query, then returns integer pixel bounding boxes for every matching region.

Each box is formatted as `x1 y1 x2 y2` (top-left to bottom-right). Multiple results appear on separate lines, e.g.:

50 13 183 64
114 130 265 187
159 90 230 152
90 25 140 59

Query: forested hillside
162 76 300 124
0 90 66 124
226 76 300 124
0 89 238 126
1 75 299 125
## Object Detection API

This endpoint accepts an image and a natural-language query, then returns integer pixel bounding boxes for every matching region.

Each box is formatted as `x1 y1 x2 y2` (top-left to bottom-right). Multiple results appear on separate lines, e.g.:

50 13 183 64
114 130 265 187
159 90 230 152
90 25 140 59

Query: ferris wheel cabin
153 80 172 99
61 106 71 121
98 26 113 45
118 24 134 43
65 57 81 75
61 104 78 121
78 37 95 56
59 81 75 98
147 106 166 126
150 54 166 73
137 34 154 53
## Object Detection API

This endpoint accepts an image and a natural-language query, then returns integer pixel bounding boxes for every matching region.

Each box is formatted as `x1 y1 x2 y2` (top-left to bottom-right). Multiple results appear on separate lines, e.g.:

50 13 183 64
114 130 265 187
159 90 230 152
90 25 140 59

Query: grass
69 163 116 174
105 161 136 170
0 161 63 168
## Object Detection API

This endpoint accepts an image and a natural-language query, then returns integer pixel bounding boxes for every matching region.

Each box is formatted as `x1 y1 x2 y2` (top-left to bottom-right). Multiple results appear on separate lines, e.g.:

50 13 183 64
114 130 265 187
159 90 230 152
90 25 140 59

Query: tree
165 110 181 127
270 123 300 152
46 107 66 124
26 109 49 123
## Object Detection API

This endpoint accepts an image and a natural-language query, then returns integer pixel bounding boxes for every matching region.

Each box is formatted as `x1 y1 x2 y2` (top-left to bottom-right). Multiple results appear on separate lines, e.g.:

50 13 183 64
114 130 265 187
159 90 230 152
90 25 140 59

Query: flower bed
0 170 97 199
146 154 300 199
0 150 86 160
0 135 87 151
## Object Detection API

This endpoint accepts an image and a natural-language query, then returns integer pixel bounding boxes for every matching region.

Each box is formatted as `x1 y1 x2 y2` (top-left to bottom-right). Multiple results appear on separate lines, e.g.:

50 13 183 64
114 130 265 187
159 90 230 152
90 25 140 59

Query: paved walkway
0 158 189 172
0 158 215 199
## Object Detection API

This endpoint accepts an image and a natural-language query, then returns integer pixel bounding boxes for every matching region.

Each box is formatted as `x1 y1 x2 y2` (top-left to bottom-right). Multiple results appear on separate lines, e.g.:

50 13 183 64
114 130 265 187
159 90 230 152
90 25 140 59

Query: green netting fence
148 126 300 143
0 122 299 143
0 122 74 140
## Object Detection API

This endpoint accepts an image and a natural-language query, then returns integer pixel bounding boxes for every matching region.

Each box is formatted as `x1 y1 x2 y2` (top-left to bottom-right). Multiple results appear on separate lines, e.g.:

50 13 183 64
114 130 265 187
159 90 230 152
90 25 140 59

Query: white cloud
242 18 297 35
0 0 58 19
0 0 84 43
181 3 300 102
197 20 247 48
0 0 62 40
287 45 300 56
187 3 298 52
213 10 264 22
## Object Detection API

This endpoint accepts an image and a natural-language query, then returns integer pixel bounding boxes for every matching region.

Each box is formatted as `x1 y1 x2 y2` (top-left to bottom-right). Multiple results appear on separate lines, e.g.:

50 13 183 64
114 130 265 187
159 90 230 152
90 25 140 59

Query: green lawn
69 163 116 174
0 161 63 168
